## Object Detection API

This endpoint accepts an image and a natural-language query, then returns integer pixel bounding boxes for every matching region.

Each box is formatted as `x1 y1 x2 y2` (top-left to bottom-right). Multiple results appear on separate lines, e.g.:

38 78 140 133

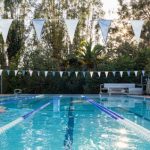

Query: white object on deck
100 83 143 95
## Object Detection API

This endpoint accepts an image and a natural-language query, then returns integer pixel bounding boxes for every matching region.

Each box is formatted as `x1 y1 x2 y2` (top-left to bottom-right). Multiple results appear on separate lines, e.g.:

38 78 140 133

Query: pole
0 73 2 94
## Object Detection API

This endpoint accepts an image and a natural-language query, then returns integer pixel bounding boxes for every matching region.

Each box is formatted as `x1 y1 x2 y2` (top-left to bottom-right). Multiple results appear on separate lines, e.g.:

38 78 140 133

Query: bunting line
0 70 147 78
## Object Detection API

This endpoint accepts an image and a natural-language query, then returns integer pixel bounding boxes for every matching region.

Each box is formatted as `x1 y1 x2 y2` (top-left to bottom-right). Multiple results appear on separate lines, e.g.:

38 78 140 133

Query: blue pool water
0 95 150 149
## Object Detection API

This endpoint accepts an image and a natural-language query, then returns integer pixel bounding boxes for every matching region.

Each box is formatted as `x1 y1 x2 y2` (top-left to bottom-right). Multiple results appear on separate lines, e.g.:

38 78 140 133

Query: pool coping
0 94 150 100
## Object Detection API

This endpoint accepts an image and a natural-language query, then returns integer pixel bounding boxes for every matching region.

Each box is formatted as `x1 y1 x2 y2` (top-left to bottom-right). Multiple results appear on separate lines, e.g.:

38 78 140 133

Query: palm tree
76 40 104 70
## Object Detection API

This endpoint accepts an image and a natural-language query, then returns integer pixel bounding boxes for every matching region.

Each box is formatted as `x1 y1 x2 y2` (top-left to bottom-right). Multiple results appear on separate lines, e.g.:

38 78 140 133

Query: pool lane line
0 101 51 135
83 96 150 142
64 98 75 150
119 107 150 123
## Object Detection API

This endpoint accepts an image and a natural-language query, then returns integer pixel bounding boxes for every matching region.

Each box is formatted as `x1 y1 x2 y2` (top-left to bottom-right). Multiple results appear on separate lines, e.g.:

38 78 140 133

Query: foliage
76 40 105 70
0 0 150 94
118 0 150 47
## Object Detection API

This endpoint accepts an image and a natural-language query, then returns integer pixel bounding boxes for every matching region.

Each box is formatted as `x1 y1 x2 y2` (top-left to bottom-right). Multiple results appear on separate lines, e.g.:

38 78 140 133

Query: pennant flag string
0 69 3 76
68 71 71 77
82 72 86 78
14 70 18 76
52 71 55 77
142 70 145 76
120 71 123 78
22 70 25 76
0 18 146 46
134 71 138 77
59 71 63 77
127 71 131 77
29 70 33 77
90 72 93 78
44 71 48 77
0 19 13 43
99 19 112 44
98 72 101 77
0 70 147 77
131 20 144 43
0 18 147 22
32 19 45 40
37 71 40 77
64 19 79 44
7 70 10 76
105 71 109 78
75 71 78 78
112 71 116 77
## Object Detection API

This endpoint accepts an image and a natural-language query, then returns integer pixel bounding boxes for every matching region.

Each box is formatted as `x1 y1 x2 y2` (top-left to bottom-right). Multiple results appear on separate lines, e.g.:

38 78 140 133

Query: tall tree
118 0 150 47
23 0 104 70
76 40 104 70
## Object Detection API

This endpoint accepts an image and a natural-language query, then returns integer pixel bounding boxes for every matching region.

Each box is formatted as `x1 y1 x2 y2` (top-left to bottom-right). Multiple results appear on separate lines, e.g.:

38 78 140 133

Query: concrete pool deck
0 94 150 98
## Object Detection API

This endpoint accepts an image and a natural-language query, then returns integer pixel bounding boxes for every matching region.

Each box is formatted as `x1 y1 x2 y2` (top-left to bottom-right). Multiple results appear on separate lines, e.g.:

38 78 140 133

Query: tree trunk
3 44 9 67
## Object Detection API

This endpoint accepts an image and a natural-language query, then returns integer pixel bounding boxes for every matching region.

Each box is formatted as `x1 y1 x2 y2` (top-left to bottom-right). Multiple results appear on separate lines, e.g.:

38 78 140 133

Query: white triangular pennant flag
120 71 123 77
112 71 116 77
134 71 138 77
14 70 18 76
45 71 48 77
0 69 3 76
105 71 109 78
99 19 112 44
131 20 144 43
59 71 63 77
29 70 33 77
98 72 101 77
68 71 71 77
127 71 130 77
82 72 86 78
32 19 45 40
142 70 145 76
90 71 93 78
22 70 25 76
65 19 78 44
0 19 13 43
75 71 78 77
37 71 40 76
7 70 10 76
52 71 55 77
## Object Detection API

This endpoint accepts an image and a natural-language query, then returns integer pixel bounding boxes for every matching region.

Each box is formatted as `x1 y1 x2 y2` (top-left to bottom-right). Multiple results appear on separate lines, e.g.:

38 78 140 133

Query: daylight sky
102 0 119 19
102 0 131 19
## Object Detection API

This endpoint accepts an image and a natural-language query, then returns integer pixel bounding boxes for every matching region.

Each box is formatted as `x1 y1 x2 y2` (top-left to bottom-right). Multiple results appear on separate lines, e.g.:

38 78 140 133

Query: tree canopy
0 0 149 94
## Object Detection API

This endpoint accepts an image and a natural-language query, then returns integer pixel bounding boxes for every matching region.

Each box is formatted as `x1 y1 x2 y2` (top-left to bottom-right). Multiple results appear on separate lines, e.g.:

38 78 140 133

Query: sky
102 0 119 19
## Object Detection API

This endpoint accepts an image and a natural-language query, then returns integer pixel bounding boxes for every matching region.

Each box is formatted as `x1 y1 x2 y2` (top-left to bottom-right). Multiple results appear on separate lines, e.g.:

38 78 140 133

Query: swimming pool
0 95 150 149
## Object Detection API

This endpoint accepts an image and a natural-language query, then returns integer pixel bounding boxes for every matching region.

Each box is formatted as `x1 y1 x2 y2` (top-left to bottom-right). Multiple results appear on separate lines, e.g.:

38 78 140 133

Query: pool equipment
0 101 51 134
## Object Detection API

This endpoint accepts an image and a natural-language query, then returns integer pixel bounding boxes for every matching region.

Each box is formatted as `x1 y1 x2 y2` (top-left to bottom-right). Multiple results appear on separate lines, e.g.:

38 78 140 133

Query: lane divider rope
0 101 51 135
83 96 150 142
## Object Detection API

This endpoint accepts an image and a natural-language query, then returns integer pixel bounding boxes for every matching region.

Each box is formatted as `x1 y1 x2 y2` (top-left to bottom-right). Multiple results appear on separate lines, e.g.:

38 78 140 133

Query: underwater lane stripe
0 101 51 134
119 107 150 123
64 98 74 150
